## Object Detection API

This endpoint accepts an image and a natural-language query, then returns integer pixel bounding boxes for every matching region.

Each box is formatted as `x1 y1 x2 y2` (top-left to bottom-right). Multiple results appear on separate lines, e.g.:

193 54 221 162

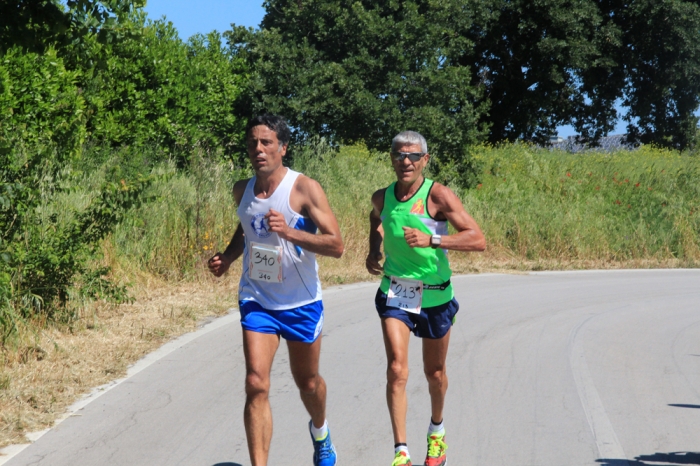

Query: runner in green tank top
366 131 486 466
379 178 453 308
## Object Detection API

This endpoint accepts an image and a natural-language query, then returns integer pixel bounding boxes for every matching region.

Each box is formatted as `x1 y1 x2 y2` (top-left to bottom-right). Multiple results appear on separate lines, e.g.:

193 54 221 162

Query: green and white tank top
380 178 453 307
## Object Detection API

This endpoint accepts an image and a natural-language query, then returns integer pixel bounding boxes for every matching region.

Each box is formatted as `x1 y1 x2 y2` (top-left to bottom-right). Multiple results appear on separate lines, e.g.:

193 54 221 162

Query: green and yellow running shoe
424 431 448 466
392 449 412 466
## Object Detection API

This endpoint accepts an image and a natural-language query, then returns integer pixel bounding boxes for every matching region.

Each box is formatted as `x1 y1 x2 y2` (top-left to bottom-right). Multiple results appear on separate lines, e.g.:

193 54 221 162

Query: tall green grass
111 155 247 280
108 142 699 283
464 144 700 263
110 140 395 283
110 142 700 281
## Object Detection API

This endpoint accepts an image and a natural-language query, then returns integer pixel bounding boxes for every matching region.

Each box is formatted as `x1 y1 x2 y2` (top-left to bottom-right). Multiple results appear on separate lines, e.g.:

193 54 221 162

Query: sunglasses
391 151 426 162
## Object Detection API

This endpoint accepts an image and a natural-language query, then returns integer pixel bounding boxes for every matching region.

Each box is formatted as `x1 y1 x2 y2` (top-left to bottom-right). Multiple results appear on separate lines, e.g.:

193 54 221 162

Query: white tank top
237 169 322 310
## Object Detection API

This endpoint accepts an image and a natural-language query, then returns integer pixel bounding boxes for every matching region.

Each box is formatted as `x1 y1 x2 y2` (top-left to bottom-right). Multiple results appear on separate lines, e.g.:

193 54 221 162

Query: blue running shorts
239 300 324 343
374 288 458 339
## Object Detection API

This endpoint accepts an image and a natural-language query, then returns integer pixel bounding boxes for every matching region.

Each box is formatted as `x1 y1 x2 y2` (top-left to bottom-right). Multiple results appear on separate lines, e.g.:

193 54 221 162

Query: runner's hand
402 226 430 248
366 251 384 275
265 209 290 239
208 252 232 277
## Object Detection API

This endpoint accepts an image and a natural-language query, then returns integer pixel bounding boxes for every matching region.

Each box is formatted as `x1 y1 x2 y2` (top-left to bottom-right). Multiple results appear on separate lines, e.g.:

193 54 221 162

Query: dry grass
0 271 240 450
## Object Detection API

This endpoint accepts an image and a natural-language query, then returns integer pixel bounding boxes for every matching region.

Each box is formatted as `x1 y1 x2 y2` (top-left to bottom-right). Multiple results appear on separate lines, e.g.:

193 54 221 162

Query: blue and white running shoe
309 420 337 466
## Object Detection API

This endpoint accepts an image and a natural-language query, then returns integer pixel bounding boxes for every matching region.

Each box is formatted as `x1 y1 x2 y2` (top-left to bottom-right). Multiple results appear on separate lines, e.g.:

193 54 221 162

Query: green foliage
0 0 146 56
2 5 249 165
0 47 86 157
609 0 700 149
232 0 700 154
1 146 156 342
465 0 619 143
0 2 250 340
228 0 487 165
85 22 248 163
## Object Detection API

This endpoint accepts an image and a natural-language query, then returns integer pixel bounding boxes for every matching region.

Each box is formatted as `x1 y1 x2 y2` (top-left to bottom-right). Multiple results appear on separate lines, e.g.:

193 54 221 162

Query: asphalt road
3 270 700 466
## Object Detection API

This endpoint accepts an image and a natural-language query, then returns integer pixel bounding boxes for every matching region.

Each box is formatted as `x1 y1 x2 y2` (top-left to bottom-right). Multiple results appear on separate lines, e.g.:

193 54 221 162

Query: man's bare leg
422 328 451 424
288 335 327 428
381 317 412 444
243 329 281 466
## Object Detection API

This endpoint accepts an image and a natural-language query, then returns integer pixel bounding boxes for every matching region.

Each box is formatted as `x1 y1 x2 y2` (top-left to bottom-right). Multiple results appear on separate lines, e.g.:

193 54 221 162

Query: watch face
431 235 441 246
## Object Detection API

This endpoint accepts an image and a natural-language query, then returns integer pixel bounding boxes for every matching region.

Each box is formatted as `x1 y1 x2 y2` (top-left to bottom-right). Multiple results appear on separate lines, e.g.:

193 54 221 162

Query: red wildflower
615 200 621 205
567 172 571 177
635 183 640 187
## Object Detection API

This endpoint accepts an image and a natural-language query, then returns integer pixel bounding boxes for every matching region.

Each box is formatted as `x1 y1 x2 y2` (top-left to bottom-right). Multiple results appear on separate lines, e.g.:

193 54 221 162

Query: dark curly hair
245 114 291 146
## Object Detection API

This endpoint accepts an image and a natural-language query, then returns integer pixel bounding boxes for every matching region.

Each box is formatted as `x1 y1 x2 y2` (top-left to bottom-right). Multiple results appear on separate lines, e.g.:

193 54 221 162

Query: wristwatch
430 234 442 248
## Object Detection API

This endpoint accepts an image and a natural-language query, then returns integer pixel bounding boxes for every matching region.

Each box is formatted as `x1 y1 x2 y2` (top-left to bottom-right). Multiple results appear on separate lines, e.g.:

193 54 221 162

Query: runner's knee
294 373 322 395
424 367 447 385
387 360 408 386
245 372 270 398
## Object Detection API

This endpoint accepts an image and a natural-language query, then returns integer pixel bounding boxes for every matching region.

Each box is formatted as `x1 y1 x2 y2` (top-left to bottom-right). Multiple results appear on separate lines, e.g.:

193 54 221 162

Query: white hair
391 131 428 153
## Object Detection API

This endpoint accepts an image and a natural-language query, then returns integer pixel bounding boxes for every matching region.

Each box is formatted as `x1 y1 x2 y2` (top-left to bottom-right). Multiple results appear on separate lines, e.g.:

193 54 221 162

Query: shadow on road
597 451 700 465
668 403 700 409
212 463 243 466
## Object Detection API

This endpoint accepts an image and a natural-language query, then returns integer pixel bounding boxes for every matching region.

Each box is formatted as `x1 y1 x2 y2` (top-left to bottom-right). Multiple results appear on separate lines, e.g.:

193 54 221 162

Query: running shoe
424 431 447 466
309 421 337 466
392 449 412 466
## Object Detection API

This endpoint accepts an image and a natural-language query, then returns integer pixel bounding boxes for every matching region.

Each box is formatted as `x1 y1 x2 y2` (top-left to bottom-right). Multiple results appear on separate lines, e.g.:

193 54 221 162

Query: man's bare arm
208 223 245 276
365 189 385 275
266 176 344 258
402 184 486 251
207 178 249 277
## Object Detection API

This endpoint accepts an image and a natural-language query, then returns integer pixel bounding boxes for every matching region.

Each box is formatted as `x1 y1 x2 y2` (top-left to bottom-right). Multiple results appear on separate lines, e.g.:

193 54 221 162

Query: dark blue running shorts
374 288 459 339
239 300 324 343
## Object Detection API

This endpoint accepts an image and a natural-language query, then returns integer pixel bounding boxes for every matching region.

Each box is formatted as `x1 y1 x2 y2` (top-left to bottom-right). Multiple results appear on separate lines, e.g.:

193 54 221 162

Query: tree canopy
0 0 145 55
230 0 700 151
228 0 488 162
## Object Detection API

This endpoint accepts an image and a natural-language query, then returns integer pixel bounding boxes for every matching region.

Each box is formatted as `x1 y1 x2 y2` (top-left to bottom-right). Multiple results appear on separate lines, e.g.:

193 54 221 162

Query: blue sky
143 0 626 137
144 0 265 37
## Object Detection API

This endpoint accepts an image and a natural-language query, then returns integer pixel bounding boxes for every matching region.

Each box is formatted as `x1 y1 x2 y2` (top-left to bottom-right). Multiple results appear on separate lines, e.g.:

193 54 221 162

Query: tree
86 21 248 162
463 0 700 148
0 0 145 56
231 0 700 153
611 0 700 149
463 0 621 143
228 0 488 164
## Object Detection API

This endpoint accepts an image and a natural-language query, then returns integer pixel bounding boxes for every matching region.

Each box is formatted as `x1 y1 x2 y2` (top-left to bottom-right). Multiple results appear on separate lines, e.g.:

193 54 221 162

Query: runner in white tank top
237 168 322 310
207 115 343 466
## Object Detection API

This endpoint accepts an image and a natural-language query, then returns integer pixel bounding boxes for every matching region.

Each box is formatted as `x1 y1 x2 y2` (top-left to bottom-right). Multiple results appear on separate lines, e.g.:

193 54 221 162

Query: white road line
0 310 241 465
569 315 629 463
